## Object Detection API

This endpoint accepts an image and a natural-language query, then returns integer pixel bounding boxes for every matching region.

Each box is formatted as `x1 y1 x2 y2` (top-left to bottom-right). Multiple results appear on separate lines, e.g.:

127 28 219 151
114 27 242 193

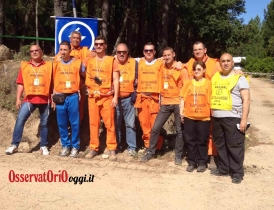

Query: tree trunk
102 0 109 39
126 0 133 49
135 0 145 55
36 0 39 45
54 0 63 17
160 0 169 51
112 6 131 54
0 0 4 44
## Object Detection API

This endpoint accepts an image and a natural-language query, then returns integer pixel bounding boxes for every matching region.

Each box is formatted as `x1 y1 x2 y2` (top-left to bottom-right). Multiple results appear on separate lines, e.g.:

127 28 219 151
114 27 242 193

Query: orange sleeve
212 61 222 77
112 58 119 72
178 68 189 89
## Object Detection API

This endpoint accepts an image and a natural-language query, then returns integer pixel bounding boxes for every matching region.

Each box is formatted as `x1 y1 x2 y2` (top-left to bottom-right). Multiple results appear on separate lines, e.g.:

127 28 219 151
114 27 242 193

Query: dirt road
0 77 274 210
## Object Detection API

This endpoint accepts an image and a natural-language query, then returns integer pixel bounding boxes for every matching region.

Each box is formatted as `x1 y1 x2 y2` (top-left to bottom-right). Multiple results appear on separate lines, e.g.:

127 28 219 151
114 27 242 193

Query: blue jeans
115 96 137 150
149 104 184 157
56 93 80 149
12 102 49 147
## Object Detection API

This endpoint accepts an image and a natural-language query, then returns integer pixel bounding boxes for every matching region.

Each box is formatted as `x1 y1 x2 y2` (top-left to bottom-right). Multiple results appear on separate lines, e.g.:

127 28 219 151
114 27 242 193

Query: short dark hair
193 61 206 70
193 41 206 49
144 42 155 50
95 35 107 43
60 40 71 50
162 47 174 53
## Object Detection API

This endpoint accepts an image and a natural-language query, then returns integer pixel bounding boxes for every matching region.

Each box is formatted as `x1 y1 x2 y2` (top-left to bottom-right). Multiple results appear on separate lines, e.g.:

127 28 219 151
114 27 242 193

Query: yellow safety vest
211 72 241 110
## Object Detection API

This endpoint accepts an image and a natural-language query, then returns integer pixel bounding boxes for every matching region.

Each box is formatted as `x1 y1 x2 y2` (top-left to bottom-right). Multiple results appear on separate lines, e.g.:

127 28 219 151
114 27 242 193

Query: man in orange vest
114 43 137 155
5 45 52 156
55 31 91 123
85 35 119 161
52 40 83 158
140 47 188 165
210 53 250 184
186 41 221 163
134 42 164 153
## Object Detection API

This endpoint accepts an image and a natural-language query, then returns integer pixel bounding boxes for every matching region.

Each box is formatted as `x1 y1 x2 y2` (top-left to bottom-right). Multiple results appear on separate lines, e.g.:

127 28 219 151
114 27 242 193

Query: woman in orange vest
180 61 211 172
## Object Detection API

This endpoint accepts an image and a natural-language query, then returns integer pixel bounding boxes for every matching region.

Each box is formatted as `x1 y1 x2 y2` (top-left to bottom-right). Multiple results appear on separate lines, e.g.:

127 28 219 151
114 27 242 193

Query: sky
239 0 272 24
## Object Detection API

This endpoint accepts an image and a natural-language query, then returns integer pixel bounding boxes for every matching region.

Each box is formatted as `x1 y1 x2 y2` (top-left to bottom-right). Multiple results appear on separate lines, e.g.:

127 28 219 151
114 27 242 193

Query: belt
119 95 131 99
63 92 78 96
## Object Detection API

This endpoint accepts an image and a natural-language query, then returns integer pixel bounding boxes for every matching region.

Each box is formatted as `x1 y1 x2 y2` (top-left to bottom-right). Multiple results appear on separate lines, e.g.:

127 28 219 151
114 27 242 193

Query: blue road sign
55 17 98 54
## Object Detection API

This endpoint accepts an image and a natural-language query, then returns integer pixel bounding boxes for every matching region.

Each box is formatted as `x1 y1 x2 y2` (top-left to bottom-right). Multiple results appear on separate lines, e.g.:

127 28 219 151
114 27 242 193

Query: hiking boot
232 177 243 184
186 165 196 172
59 147 70 157
102 149 110 159
140 151 154 162
210 169 229 177
175 156 182 165
5 145 18 155
197 165 207 173
40 146 49 156
69 148 78 158
128 149 137 156
109 150 117 161
85 150 97 159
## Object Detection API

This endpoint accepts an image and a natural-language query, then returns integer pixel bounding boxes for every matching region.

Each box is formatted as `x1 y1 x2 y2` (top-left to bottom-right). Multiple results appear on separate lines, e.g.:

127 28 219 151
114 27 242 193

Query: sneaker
197 165 207 173
5 145 18 155
109 150 117 161
186 165 196 172
69 148 78 158
210 169 229 177
85 150 97 159
59 147 70 157
138 147 148 155
232 177 243 184
102 149 110 159
175 156 182 165
128 149 137 156
40 146 49 156
140 151 154 162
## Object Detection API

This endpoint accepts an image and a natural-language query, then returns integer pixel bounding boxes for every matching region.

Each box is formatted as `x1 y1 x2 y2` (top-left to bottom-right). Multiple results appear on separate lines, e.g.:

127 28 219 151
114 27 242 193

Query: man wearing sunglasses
85 35 119 161
140 47 188 165
134 42 165 154
114 43 138 155
5 45 52 156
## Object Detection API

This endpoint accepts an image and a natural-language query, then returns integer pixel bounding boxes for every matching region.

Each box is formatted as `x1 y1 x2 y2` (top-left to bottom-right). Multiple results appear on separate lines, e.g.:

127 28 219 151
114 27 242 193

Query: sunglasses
144 49 154 53
30 49 40 53
117 51 128 54
94 43 105 46
193 68 203 72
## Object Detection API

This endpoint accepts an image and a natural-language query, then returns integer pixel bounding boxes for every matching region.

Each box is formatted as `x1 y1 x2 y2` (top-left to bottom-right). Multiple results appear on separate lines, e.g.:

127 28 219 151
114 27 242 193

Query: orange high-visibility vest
186 56 221 80
85 56 114 92
160 65 181 98
21 61 52 97
70 46 90 61
180 79 211 119
118 58 135 93
53 59 81 93
137 59 162 93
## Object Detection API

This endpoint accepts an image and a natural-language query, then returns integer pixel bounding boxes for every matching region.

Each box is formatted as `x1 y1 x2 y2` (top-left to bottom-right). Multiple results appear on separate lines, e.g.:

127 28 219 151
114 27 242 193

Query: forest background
0 0 274 73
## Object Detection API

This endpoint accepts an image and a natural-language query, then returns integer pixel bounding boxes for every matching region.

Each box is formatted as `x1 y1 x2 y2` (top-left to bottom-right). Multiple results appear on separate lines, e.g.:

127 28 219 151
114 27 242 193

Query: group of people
5 31 250 184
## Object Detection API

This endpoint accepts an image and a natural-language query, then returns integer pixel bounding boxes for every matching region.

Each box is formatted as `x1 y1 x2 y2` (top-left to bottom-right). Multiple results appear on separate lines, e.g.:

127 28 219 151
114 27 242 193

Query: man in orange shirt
186 41 221 161
5 45 52 156
85 35 119 161
135 42 164 153
52 41 83 158
141 47 188 165
114 43 137 155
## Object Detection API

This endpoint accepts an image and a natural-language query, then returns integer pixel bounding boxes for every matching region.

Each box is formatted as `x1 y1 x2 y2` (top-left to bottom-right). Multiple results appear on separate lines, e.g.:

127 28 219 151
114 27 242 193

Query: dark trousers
212 117 245 178
149 105 184 158
184 117 210 166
